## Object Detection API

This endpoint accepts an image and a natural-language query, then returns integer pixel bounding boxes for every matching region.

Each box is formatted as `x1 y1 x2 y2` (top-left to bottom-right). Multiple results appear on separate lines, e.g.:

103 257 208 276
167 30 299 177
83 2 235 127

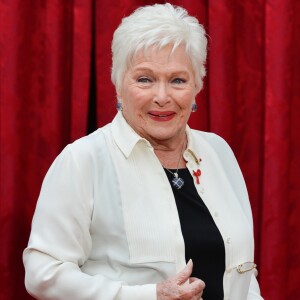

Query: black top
164 168 225 300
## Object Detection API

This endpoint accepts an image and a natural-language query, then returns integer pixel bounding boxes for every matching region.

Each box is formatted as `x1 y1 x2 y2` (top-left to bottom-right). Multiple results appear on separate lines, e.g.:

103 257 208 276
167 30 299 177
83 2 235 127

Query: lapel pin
193 169 201 185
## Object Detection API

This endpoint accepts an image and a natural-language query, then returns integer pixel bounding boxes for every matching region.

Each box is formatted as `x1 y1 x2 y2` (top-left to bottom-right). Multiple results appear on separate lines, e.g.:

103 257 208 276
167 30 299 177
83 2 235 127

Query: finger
189 277 199 283
186 278 205 294
175 259 194 285
179 281 205 300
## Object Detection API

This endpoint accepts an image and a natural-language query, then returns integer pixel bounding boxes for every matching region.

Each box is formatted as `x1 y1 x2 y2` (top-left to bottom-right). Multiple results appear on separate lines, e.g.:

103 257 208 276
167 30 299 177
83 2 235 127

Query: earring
191 103 198 112
116 102 122 111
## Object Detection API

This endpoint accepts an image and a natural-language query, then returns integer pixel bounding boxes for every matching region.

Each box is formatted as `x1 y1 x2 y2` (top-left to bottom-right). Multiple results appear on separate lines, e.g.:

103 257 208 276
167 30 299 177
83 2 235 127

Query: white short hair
111 3 208 93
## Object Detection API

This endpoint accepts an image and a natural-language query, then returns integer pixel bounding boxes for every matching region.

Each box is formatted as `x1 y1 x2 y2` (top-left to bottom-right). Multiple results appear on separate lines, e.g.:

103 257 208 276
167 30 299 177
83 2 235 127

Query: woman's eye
137 77 151 83
172 78 186 84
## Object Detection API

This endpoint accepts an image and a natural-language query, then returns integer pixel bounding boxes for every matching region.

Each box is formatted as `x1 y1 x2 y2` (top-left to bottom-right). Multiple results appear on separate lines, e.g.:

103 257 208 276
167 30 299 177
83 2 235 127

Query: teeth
149 113 171 117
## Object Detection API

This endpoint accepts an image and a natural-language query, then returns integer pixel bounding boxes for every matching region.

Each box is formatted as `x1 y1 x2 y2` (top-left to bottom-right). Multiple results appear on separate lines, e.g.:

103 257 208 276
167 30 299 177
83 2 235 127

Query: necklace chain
164 164 180 178
163 141 186 190
164 140 186 177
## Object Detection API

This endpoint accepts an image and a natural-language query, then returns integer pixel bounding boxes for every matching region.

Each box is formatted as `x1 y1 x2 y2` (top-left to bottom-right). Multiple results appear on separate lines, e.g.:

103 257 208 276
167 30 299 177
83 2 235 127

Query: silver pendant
172 174 184 189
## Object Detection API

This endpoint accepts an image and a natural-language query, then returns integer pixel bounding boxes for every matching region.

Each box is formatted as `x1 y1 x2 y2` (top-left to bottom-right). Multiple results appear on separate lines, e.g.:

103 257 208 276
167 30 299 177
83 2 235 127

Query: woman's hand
157 260 205 300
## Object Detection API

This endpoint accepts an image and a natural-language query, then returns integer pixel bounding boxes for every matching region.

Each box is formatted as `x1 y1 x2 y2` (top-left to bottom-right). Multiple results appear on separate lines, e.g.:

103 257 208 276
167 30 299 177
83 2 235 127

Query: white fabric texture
23 112 263 299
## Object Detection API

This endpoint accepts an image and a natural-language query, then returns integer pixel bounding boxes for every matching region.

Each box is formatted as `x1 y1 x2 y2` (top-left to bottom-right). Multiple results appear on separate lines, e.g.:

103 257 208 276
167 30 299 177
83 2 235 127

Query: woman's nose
154 82 170 106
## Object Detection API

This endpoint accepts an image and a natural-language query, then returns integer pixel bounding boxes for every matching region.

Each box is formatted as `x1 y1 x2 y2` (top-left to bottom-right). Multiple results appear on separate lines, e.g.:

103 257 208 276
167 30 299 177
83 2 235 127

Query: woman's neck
153 137 187 169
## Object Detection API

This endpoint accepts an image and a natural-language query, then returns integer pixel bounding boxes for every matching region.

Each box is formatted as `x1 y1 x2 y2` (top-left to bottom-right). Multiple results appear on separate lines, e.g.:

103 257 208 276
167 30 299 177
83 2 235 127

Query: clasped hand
157 260 205 300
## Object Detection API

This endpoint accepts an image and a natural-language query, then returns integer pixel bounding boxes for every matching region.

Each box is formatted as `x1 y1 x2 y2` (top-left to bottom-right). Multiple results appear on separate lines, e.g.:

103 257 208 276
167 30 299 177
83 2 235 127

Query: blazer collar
111 112 151 158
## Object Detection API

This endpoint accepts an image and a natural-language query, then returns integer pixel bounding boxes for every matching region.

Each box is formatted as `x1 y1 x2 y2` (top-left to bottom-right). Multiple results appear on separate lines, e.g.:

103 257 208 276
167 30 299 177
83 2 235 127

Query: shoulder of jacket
190 129 232 153
55 124 112 166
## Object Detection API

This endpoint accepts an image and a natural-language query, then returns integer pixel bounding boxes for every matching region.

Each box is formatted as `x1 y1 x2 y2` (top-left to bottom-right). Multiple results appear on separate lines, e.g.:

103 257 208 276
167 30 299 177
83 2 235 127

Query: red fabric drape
0 1 92 298
1 0 299 299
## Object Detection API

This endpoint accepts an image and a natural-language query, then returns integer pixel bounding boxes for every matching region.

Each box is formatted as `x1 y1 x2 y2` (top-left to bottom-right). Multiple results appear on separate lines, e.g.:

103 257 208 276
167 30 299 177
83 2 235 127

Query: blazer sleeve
23 144 156 300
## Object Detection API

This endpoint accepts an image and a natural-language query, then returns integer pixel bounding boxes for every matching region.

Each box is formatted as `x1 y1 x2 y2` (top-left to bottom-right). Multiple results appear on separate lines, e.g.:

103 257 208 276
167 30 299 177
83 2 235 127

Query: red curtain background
1 0 299 299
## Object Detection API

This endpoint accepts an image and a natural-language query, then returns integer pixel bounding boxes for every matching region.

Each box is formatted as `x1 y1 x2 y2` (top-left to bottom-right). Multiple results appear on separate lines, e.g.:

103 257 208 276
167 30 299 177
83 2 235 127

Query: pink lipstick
148 111 175 121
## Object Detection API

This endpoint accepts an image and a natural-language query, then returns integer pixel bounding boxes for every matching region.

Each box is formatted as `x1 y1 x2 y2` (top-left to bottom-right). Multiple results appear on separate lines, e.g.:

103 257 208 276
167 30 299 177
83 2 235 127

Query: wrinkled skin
157 260 205 300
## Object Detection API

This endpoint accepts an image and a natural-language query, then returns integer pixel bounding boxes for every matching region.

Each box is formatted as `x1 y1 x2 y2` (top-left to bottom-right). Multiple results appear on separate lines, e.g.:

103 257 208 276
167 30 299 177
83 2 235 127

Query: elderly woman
23 3 263 300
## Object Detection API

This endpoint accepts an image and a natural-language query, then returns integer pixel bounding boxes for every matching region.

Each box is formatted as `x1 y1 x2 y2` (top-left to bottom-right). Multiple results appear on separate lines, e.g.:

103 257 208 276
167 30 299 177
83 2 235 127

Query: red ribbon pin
193 169 201 184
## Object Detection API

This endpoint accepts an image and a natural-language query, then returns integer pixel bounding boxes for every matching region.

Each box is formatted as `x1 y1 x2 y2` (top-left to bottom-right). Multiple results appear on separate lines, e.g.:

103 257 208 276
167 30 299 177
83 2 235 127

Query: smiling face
118 44 200 147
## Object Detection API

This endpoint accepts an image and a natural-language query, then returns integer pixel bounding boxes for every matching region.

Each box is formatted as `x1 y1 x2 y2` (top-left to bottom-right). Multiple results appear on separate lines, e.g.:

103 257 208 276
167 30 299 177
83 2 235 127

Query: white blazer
23 112 263 299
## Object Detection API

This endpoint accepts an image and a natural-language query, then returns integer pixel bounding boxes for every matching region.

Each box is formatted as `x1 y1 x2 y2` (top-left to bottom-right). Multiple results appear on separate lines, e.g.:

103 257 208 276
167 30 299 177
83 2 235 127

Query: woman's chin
143 128 184 144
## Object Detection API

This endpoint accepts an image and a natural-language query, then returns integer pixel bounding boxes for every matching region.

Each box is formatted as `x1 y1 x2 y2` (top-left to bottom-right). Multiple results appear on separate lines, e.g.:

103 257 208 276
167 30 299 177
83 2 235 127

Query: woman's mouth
148 111 175 121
